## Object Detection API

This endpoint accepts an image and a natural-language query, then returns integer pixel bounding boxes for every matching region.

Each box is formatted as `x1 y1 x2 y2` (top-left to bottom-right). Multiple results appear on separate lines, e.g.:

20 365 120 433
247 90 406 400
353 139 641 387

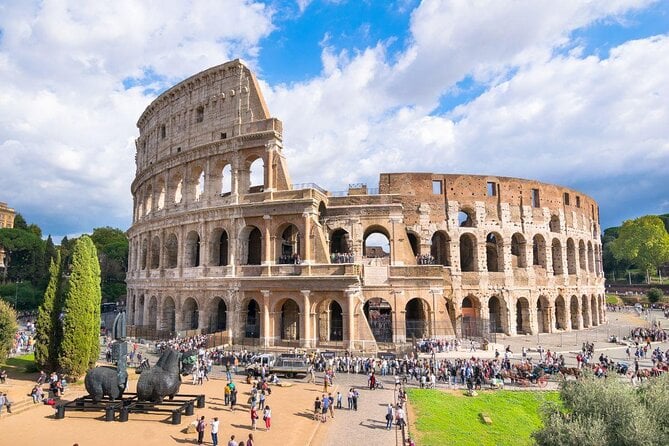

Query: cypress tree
58 236 102 377
34 251 61 370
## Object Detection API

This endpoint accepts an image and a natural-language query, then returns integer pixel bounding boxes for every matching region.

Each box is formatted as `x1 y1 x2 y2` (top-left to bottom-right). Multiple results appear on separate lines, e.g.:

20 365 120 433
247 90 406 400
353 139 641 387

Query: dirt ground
0 370 331 446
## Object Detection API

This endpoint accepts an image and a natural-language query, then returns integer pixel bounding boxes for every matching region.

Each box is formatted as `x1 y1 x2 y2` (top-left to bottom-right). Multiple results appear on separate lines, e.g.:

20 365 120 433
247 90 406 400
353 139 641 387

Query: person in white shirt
210 417 219 446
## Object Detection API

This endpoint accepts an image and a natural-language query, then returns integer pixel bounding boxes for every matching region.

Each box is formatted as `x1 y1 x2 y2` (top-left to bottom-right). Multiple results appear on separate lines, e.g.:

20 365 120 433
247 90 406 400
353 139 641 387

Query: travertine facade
0 202 15 272
126 60 605 350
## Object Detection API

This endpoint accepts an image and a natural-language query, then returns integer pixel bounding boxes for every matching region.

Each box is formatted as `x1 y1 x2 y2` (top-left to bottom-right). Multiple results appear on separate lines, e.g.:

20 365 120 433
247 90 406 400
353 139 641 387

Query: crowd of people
330 252 355 263
415 254 436 265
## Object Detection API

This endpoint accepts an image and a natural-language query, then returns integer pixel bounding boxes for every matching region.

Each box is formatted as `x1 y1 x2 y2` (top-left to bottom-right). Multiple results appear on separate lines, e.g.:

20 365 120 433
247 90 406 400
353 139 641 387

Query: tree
647 288 664 304
0 227 47 284
57 236 102 376
90 227 128 302
34 251 61 371
610 216 669 273
0 300 18 363
534 374 669 446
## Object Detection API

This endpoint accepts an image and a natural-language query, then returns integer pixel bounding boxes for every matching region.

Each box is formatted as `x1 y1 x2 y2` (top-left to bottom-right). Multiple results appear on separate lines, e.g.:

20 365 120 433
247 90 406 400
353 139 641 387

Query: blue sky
0 0 668 241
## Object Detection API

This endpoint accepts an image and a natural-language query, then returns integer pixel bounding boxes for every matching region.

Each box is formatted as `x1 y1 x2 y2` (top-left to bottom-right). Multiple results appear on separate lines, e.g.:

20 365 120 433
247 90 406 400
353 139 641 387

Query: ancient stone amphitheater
126 60 605 350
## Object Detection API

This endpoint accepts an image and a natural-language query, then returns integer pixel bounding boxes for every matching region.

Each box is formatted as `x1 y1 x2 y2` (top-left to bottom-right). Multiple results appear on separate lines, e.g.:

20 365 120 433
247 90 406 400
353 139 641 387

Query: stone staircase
0 394 39 419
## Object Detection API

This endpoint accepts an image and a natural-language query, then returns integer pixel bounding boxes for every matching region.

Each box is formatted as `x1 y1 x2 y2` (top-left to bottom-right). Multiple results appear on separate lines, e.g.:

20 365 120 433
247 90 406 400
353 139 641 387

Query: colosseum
126 59 606 350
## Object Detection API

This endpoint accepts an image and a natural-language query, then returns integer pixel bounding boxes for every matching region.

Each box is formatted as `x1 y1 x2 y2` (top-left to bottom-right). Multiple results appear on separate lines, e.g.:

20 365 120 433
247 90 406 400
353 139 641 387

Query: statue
84 311 128 402
136 348 183 403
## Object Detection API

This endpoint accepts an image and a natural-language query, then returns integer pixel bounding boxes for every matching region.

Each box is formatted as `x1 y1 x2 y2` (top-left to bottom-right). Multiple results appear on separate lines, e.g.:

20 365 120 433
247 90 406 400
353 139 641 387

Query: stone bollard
185 400 195 416
171 409 182 425
119 406 129 422
196 395 205 408
55 405 65 419
105 406 115 422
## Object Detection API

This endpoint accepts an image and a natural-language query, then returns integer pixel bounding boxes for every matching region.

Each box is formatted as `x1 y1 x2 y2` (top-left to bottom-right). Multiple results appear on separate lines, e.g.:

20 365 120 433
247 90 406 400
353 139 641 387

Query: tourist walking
251 406 259 430
263 405 272 430
196 416 206 445
230 386 238 411
385 403 394 430
211 417 220 446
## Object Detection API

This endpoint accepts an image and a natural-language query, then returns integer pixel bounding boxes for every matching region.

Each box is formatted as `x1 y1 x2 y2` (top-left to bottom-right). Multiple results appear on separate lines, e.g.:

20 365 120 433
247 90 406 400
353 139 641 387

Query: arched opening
537 296 550 333
195 169 205 201
246 227 262 265
150 236 160 269
329 301 343 341
147 296 158 329
566 238 577 275
532 234 547 268
245 300 260 338
461 295 481 338
555 295 566 330
488 296 503 333
278 224 301 263
209 299 227 333
318 202 327 226
363 227 390 259
587 242 594 273
570 296 580 329
458 209 475 227
591 295 599 326
280 299 300 341
174 178 183 204
405 298 429 339
551 239 564 275
144 186 153 215
182 298 199 330
486 232 503 272
430 231 450 266
162 296 176 332
165 233 178 268
136 295 145 325
364 298 393 343
578 240 587 271
516 297 530 334
459 234 477 272
157 181 166 210
210 229 229 266
141 239 148 270
407 231 420 257
549 215 560 233
330 229 351 262
581 295 590 328
185 231 201 267
511 233 527 268
249 157 264 193
221 164 232 196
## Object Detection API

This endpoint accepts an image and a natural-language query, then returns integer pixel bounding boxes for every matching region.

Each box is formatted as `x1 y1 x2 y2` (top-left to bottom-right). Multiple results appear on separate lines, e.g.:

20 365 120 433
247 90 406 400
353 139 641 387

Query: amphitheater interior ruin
126 60 606 350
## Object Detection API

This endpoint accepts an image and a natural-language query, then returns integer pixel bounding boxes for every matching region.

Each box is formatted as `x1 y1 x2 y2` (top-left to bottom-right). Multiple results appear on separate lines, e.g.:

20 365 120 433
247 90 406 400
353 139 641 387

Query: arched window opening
364 298 393 343
511 233 527 268
516 297 530 334
249 158 264 193
486 233 503 272
247 227 262 265
210 229 229 266
174 178 183 204
587 242 594 273
406 298 428 339
330 229 352 263
458 210 474 227
532 235 546 268
551 239 564 275
459 234 477 272
147 297 158 329
363 228 390 259
185 231 201 267
165 234 178 268
280 300 300 341
430 232 451 266
537 296 550 333
407 232 420 258
150 236 160 269
488 296 503 333
591 295 599 326
549 215 560 233
210 299 227 333
578 240 587 271
145 187 152 215
570 296 580 329
182 298 199 330
461 296 481 338
162 297 176 332
581 295 590 328
318 202 327 226
245 300 260 338
279 225 301 264
157 183 166 210
221 164 232 196
566 239 577 275
555 296 566 330
141 239 148 270
329 301 343 341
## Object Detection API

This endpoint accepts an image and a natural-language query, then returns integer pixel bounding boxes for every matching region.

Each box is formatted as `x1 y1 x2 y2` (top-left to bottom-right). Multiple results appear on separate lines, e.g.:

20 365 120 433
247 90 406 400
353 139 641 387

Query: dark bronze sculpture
84 312 128 402
136 348 183 403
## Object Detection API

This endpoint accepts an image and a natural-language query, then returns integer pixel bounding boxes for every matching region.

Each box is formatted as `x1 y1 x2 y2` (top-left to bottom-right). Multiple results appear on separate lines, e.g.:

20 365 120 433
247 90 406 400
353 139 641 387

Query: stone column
264 142 275 192
301 290 312 347
198 296 208 333
345 289 357 349
261 290 272 347
302 212 312 264
263 215 272 265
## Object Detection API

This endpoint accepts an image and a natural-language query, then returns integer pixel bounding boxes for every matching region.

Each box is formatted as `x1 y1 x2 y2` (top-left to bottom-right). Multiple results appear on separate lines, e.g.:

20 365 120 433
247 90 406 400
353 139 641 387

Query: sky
1 0 668 241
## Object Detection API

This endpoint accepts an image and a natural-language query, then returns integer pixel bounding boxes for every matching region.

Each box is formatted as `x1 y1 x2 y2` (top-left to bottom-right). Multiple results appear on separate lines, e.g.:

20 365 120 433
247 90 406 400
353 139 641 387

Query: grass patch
407 389 559 446
606 294 622 305
2 353 38 374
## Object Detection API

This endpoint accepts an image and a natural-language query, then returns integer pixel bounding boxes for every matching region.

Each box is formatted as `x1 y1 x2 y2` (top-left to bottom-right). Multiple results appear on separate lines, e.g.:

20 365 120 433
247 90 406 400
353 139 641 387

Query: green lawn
407 389 559 446
1 352 37 374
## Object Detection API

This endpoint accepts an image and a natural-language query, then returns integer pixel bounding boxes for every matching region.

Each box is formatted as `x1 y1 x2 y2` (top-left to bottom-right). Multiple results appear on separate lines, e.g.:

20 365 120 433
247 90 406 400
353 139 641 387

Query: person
227 434 238 446
396 405 405 430
0 393 4 414
211 417 220 446
314 396 321 420
321 393 330 422
263 405 272 430
196 416 206 445
31 384 44 403
352 388 359 411
369 372 377 390
336 391 342 409
225 382 231 405
258 389 266 410
230 386 238 411
385 403 394 430
0 369 7 384
328 393 335 419
246 433 255 446
251 406 259 430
